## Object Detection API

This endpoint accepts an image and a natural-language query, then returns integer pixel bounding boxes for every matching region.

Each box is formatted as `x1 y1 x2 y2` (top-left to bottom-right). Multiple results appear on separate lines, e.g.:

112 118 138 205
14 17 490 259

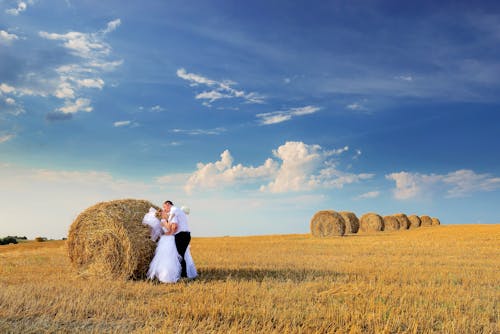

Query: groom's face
163 203 171 212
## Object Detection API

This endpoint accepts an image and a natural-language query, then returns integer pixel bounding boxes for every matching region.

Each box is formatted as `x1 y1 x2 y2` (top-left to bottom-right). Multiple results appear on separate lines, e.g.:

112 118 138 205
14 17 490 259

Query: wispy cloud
386 169 500 199
5 1 29 16
31 19 122 117
176 68 265 106
171 127 226 135
183 141 371 194
0 134 15 144
113 120 139 128
355 190 380 200
256 105 320 125
395 75 414 82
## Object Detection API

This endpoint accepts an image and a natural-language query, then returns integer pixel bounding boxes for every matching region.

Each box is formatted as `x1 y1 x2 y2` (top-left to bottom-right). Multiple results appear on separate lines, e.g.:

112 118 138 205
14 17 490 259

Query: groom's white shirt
169 206 190 234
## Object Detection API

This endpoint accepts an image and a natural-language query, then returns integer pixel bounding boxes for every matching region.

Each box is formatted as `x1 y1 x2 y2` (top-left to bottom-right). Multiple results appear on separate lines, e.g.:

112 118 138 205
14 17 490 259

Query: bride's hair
164 200 174 206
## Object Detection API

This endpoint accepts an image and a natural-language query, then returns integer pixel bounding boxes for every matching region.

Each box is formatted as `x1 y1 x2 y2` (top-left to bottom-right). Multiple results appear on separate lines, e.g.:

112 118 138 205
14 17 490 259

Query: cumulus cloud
176 68 264 106
113 120 131 127
386 169 500 199
184 150 279 194
183 141 371 194
0 30 19 45
256 106 321 125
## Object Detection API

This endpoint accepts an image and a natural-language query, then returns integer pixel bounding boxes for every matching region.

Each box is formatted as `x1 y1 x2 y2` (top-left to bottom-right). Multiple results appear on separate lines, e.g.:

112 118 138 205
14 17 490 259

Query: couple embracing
143 200 197 283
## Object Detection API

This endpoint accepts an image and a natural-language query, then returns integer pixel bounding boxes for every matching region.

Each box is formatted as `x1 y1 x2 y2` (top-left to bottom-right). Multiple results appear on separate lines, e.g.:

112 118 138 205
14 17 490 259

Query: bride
142 207 197 283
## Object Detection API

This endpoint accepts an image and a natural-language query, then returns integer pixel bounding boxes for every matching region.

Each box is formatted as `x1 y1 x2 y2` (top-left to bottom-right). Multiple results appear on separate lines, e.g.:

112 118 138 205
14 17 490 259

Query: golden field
0 224 498 333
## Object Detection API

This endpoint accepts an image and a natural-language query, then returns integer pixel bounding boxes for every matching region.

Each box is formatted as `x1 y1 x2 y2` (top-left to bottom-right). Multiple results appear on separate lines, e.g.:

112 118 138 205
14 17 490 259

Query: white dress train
142 208 197 283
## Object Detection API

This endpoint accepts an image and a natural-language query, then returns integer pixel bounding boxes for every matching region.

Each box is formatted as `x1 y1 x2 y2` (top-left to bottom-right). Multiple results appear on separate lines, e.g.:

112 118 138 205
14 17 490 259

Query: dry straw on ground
359 213 384 233
310 210 346 237
431 217 441 226
383 215 400 231
67 199 158 280
407 215 421 229
420 215 433 227
339 211 360 234
393 213 410 230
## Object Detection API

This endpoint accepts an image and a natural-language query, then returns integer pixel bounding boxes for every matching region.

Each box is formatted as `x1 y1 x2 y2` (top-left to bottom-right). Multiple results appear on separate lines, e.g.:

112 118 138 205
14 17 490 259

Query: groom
162 200 191 278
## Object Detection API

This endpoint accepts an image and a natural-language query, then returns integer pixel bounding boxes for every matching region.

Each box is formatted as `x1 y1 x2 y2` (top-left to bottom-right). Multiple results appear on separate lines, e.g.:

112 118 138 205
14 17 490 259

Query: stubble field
0 224 498 333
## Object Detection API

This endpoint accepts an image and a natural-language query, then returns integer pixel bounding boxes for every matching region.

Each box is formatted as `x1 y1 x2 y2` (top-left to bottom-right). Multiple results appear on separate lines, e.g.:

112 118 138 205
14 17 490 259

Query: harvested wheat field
0 225 499 333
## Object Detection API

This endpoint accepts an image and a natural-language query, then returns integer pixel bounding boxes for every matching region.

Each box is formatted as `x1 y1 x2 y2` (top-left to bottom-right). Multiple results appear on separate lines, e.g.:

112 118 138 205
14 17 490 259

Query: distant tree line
0 236 27 245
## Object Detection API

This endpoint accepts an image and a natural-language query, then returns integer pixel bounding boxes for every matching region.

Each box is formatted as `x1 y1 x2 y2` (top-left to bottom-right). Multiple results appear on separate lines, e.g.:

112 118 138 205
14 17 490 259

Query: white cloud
355 190 380 199
5 1 27 15
346 102 367 111
386 169 500 199
113 120 131 127
5 97 16 105
0 30 19 45
262 142 372 193
184 150 279 194
39 31 108 59
442 169 500 197
184 141 371 194
176 68 216 87
171 127 226 135
151 105 164 112
103 19 121 34
256 105 321 125
0 134 15 144
396 75 414 82
35 20 122 116
58 98 92 114
0 83 16 94
54 82 75 99
77 78 104 89
177 68 264 106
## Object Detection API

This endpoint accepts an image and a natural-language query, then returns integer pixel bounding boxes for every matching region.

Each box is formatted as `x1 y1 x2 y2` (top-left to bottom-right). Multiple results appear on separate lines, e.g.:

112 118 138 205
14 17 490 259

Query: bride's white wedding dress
143 208 197 283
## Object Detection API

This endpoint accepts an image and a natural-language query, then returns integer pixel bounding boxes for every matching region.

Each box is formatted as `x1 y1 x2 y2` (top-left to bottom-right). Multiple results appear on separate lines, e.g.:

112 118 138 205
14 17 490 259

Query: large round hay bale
383 215 400 231
420 215 433 227
339 211 360 234
431 217 441 226
67 199 158 280
393 213 410 230
310 210 346 237
359 213 384 233
407 215 421 229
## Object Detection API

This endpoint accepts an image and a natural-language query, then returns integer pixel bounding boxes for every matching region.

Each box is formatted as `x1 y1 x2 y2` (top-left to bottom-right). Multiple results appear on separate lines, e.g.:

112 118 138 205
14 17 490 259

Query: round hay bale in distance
67 199 158 280
339 211 360 234
420 215 433 227
359 213 384 233
407 215 421 229
383 215 400 231
310 210 346 237
393 213 410 230
431 217 441 226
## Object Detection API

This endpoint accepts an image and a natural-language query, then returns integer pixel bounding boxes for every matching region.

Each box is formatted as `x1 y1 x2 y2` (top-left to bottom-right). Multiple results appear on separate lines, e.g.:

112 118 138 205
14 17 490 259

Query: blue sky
1 0 499 239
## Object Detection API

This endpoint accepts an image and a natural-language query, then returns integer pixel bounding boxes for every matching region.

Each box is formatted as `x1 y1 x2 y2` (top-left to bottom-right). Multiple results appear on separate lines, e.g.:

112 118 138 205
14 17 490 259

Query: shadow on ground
194 267 343 283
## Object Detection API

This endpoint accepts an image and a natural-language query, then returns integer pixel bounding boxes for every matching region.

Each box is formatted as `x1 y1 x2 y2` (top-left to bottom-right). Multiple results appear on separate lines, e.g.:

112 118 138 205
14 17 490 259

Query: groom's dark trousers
174 231 191 278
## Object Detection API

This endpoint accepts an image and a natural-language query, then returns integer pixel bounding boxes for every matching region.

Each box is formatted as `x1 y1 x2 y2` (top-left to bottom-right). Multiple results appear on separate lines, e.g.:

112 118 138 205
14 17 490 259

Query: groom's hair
164 200 174 205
